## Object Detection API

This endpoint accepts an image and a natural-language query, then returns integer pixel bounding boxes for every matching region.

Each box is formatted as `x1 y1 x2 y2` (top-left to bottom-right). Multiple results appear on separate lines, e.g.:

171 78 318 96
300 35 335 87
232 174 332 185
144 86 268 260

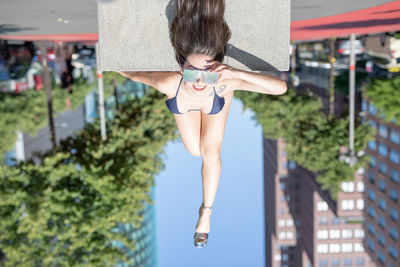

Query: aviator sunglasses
182 69 219 84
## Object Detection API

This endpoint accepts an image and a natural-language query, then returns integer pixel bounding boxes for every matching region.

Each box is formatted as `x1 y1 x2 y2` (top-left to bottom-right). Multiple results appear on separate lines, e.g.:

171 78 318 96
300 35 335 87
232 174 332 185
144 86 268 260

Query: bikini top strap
175 76 183 97
213 86 218 96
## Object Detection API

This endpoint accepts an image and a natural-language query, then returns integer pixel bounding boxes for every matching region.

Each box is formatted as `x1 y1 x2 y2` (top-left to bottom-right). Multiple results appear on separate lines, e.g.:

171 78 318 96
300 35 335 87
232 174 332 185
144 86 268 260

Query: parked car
363 34 400 72
337 39 364 56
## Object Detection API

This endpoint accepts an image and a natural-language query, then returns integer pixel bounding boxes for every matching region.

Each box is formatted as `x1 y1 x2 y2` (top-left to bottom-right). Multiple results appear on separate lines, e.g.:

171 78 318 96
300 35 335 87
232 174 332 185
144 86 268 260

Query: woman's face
181 53 214 93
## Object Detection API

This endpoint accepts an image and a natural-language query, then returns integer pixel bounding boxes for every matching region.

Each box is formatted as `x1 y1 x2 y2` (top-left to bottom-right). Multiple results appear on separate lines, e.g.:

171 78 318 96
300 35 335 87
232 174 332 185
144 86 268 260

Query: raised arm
117 71 178 96
210 62 287 95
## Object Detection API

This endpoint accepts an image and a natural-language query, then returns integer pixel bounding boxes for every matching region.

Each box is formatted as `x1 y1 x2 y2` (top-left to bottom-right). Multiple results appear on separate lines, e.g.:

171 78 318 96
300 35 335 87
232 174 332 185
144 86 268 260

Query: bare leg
195 91 233 233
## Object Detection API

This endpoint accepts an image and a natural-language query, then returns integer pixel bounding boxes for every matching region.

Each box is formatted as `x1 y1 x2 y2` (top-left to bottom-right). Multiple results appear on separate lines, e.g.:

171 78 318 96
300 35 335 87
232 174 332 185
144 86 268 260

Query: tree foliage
0 89 177 266
236 88 373 199
364 76 400 125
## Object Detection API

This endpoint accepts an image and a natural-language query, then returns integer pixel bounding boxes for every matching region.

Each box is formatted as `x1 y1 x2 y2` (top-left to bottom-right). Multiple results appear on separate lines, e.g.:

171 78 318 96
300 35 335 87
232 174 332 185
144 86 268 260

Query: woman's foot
194 203 212 248
195 203 212 234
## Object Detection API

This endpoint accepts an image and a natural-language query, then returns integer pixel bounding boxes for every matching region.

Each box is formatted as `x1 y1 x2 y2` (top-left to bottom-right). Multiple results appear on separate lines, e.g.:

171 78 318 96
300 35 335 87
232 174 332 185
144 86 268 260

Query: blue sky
155 98 265 267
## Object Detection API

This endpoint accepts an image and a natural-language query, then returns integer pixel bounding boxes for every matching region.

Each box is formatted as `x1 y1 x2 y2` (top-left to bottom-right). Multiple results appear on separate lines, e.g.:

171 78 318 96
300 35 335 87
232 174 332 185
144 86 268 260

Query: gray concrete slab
97 0 290 72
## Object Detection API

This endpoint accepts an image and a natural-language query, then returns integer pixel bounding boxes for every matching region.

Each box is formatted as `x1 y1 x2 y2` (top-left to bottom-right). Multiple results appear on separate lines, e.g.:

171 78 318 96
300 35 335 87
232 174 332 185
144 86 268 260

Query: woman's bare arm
231 70 287 95
209 62 287 95
117 71 178 95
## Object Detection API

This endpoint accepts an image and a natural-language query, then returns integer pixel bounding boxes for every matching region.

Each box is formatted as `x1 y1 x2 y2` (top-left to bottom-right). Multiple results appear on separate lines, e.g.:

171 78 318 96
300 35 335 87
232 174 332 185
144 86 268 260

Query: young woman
118 0 287 248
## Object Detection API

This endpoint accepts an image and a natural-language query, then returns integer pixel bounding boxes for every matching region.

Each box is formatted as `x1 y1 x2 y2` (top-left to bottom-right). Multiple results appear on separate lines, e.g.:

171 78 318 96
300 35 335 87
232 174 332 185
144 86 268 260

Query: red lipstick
192 84 206 91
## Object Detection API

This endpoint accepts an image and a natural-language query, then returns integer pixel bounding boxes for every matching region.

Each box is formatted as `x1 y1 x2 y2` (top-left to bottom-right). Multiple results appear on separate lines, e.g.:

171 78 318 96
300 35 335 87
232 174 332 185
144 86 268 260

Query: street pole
39 40 57 151
95 43 106 141
329 37 336 117
349 33 356 166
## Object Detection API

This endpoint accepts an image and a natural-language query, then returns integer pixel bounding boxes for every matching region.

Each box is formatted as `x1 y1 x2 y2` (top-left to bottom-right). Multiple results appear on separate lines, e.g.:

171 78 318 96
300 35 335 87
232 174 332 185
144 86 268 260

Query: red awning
291 1 400 41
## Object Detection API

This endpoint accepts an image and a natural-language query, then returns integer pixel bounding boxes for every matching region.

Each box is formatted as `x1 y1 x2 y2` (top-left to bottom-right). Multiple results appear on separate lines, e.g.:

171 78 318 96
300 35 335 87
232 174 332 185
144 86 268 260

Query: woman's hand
209 61 240 81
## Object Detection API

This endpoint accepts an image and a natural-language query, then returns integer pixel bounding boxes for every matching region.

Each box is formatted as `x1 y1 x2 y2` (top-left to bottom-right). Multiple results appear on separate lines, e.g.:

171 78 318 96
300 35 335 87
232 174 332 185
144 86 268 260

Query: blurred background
0 0 399 266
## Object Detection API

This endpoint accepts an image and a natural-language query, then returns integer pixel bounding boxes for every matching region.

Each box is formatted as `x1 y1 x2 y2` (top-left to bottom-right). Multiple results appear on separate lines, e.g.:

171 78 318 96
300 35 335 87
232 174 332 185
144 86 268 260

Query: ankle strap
202 203 212 210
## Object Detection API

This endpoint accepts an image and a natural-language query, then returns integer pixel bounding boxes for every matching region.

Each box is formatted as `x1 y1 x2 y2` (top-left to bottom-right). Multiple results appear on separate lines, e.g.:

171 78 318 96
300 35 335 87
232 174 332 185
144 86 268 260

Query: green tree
0 89 177 266
236 87 373 199
364 76 400 124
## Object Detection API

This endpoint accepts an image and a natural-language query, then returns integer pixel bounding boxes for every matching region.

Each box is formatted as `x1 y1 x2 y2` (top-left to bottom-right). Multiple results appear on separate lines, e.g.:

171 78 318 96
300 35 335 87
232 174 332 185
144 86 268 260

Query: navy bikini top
166 77 225 115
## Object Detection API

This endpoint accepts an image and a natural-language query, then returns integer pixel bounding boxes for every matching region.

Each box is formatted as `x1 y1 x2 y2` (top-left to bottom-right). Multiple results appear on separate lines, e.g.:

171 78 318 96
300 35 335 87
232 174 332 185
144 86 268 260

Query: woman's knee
199 144 221 160
186 145 201 157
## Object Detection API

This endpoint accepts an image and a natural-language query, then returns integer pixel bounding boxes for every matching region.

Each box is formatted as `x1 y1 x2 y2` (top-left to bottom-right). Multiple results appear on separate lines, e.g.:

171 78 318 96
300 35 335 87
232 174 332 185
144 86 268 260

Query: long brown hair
170 0 231 66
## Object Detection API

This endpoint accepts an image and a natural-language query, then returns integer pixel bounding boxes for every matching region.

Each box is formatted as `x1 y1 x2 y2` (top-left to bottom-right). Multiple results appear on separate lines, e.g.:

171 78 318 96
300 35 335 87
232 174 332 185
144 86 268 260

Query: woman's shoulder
155 71 182 97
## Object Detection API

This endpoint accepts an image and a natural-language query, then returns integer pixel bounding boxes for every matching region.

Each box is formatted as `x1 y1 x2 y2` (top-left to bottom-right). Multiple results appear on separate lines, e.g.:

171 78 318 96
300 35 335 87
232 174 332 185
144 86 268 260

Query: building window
368 189 376 201
329 243 341 253
341 243 353 253
368 205 376 218
278 219 286 227
390 169 399 183
378 125 388 138
357 182 364 192
280 182 286 190
318 216 328 225
341 182 355 192
378 198 386 211
367 238 375 251
368 222 376 235
390 149 399 164
282 162 288 169
354 229 364 238
377 250 385 264
280 208 285 215
368 140 376 150
389 206 399 222
331 217 340 224
390 129 400 144
356 199 364 210
370 155 376 167
342 199 354 211
317 244 328 254
355 258 365 266
368 103 377 115
329 229 340 239
378 179 386 192
274 254 281 262
378 216 386 228
368 172 376 184
317 230 328 240
282 253 289 261
318 259 328 267
331 259 340 266
390 188 398 203
288 161 296 170
286 231 294 239
343 258 352 266
378 143 387 156
354 243 364 252
286 219 293 227
278 231 286 239
389 225 398 241
377 232 385 246
317 201 329 211
389 244 398 260
378 161 387 174
342 229 353 239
